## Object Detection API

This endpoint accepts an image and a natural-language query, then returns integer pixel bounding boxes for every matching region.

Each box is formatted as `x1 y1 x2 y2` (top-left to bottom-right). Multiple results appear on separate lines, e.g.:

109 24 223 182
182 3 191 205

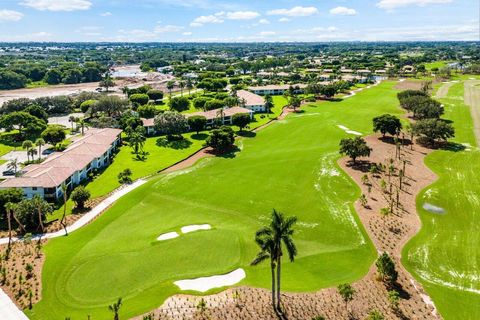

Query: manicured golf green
403 81 480 320
30 83 406 319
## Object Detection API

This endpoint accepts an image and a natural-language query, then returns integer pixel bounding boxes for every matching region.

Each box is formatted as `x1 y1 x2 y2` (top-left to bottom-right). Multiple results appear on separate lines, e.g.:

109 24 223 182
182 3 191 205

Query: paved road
464 80 480 147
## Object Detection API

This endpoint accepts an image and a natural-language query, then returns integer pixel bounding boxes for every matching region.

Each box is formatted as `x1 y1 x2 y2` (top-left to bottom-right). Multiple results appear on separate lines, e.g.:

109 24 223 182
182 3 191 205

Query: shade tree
339 137 372 164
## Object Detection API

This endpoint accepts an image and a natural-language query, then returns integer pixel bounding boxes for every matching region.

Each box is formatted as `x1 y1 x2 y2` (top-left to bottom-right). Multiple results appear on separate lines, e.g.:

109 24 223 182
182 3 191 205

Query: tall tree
60 183 68 236
252 209 297 313
22 140 33 163
339 137 372 164
35 138 45 161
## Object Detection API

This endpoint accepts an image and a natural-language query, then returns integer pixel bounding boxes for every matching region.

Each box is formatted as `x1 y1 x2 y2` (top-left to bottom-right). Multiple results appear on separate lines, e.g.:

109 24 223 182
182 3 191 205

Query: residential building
187 107 254 126
236 90 265 112
0 128 122 200
248 84 307 96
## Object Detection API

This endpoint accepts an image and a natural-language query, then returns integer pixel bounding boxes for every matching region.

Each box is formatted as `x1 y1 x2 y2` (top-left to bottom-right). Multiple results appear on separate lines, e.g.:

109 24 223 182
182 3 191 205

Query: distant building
248 84 307 96
187 107 254 126
0 128 122 200
236 90 265 112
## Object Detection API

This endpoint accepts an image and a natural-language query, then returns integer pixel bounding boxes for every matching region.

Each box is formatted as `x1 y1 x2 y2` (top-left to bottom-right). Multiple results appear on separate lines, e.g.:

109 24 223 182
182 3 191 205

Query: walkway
0 179 146 244
464 80 480 146
0 290 28 320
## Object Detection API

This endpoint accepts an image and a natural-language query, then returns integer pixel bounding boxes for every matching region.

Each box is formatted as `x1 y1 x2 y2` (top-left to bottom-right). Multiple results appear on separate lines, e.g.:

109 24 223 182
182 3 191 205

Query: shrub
129 93 150 106
168 96 190 112
118 168 133 184
71 186 91 209
205 126 235 152
80 99 98 113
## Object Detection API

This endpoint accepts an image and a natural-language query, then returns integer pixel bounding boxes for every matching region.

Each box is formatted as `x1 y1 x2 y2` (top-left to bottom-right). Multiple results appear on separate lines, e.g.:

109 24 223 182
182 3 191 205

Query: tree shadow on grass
156 137 193 150
191 133 208 140
207 146 240 159
237 131 256 138
131 152 149 162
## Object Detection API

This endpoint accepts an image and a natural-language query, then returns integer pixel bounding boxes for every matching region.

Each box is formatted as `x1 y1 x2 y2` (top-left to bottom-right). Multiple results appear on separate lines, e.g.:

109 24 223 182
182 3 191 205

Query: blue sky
0 0 477 42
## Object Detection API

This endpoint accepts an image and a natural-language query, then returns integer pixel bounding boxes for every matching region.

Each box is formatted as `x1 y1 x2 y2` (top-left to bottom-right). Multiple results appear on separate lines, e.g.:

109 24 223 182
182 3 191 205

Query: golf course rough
29 82 409 319
403 80 480 320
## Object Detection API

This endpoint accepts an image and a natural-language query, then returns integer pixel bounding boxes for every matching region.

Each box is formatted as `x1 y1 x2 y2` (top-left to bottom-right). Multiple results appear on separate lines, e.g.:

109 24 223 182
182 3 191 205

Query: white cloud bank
330 7 357 16
20 0 92 11
377 0 452 10
267 6 319 17
0 9 24 22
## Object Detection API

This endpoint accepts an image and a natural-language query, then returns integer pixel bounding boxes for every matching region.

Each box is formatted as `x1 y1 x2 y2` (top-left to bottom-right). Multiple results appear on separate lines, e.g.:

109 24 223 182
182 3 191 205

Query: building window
32 187 37 191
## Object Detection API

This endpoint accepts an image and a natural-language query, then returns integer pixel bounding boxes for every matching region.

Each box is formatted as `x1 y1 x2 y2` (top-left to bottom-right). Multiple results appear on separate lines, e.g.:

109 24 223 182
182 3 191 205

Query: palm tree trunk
38 145 41 161
7 209 12 252
276 256 282 312
271 262 276 311
61 193 68 236
13 212 25 234
37 208 44 233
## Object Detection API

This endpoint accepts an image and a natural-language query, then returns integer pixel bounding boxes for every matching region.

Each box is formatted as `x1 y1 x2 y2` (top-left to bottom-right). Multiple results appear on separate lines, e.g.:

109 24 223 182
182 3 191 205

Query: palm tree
270 209 297 312
264 94 274 115
9 203 25 235
108 298 122 320
215 108 225 126
35 138 45 161
28 148 37 162
186 78 193 95
68 115 76 132
76 118 88 135
22 140 33 163
167 80 175 98
31 195 50 233
7 158 19 174
251 227 277 311
252 209 298 313
179 80 185 96
5 202 14 256
60 183 68 236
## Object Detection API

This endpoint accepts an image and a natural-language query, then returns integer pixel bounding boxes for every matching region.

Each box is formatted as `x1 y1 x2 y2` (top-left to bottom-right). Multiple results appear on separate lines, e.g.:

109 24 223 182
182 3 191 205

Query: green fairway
402 81 480 319
29 83 408 319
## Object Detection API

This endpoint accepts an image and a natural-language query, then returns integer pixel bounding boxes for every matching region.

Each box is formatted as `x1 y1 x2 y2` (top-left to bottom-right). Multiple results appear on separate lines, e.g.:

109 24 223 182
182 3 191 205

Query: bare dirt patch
134 135 440 320
0 240 45 310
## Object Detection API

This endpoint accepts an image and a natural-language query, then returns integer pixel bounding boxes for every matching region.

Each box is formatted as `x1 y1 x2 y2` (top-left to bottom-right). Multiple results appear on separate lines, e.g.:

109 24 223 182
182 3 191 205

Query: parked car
2 170 15 176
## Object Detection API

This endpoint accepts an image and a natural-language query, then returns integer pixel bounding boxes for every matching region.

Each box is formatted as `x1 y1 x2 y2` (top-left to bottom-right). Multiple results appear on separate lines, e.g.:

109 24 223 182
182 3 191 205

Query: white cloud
330 6 357 15
190 14 224 27
154 24 184 33
0 9 24 22
226 11 260 20
100 12 112 17
377 0 452 10
258 19 270 25
278 18 290 22
182 31 192 36
267 6 319 17
259 31 276 36
31 31 51 37
20 0 92 11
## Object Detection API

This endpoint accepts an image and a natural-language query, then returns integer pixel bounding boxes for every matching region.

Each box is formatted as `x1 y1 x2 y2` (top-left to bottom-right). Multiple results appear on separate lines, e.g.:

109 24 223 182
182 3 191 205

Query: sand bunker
174 268 246 292
157 232 179 241
423 203 446 214
337 125 362 136
181 224 211 233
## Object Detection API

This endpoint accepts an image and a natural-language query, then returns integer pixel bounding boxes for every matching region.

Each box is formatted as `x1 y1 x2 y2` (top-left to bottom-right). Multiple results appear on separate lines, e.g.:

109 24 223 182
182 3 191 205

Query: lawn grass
48 132 207 221
424 61 451 71
28 82 407 319
49 96 288 221
402 81 480 320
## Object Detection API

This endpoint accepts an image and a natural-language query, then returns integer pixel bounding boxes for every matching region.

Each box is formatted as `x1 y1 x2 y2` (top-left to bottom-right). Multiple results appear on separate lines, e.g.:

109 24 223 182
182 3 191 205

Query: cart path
464 80 480 147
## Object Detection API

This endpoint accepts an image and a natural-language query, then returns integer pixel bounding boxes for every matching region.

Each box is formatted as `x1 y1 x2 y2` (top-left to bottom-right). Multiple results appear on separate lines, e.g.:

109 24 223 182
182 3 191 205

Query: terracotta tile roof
142 118 155 127
0 128 121 189
236 90 264 106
